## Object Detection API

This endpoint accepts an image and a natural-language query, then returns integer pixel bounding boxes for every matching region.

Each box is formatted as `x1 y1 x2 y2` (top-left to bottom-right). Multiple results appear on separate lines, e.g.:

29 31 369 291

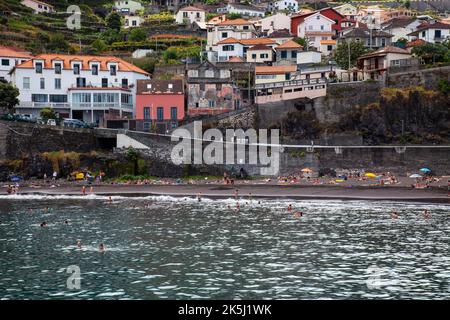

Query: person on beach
99 243 106 253
90 186 94 193
234 189 239 199
82 186 86 196
6 185 12 194
288 204 293 212
248 192 252 201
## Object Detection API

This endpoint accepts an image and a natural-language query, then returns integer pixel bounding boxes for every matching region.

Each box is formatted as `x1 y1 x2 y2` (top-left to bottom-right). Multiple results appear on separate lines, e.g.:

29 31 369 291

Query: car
47 119 57 126
0 114 14 121
63 119 89 128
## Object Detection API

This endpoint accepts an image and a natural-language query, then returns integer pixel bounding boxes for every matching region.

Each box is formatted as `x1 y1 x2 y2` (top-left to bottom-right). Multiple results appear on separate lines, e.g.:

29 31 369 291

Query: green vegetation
335 41 370 70
42 150 81 173
128 28 147 42
40 108 58 122
0 80 19 113
411 40 450 65
106 11 122 31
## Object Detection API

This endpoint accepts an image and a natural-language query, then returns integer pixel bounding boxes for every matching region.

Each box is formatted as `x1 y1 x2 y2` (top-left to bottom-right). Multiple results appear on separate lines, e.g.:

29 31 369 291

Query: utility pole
347 40 351 70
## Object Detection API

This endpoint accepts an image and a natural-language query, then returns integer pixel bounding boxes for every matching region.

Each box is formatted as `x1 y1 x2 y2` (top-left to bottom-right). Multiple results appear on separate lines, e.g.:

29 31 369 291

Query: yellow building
246 44 274 63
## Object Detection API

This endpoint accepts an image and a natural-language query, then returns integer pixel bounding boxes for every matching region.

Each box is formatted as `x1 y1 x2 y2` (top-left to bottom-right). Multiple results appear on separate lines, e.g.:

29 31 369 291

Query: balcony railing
255 78 326 90
17 102 133 110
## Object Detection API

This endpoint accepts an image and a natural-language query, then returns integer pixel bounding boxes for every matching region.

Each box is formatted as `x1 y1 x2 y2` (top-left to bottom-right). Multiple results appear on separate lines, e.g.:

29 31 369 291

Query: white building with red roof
10 54 150 123
407 21 450 44
0 46 34 82
175 6 206 25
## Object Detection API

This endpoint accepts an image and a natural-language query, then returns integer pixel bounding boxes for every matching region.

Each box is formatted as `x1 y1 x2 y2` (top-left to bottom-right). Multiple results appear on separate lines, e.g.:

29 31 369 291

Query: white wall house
0 46 34 82
175 6 206 25
268 0 298 13
10 54 149 123
217 4 266 18
407 21 450 44
114 0 143 15
20 0 54 14
124 15 144 28
381 18 421 43
216 38 278 61
334 3 357 21
259 13 291 34
297 12 335 52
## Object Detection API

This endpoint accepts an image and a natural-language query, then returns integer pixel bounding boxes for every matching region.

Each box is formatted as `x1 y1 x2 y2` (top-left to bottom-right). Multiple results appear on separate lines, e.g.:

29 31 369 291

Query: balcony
17 102 70 109
255 78 326 90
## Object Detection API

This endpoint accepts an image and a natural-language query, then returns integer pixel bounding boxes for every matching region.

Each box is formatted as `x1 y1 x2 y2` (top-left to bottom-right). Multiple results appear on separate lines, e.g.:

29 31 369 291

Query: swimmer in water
294 212 303 219
236 202 240 211
82 186 86 196
234 189 239 199
288 204 293 212
43 207 49 213
40 221 47 227
392 211 399 219
197 192 202 202
64 220 69 225
108 196 113 204
76 240 82 248
423 209 430 219
99 243 105 252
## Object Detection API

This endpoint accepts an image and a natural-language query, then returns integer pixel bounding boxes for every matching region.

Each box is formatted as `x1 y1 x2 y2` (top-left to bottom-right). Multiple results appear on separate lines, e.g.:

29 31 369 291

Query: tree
100 28 122 45
91 39 108 53
411 42 450 64
403 0 411 9
125 147 139 176
335 41 369 70
106 12 122 31
47 34 70 53
128 28 147 42
40 108 57 122
294 37 307 48
226 13 242 20
0 80 19 113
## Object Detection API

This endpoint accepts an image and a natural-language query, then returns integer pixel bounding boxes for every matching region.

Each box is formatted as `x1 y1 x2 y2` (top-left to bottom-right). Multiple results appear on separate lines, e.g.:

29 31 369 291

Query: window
252 53 257 59
49 95 67 103
157 107 164 120
36 62 43 73
110 65 117 76
381 38 386 47
320 25 324 30
170 107 177 120
76 77 86 87
1 59 9 66
143 122 150 130
40 78 45 89
132 20 137 26
32 94 48 102
196 13 200 18
121 93 132 105
208 100 215 108
221 32 228 38
72 93 91 104
183 12 188 18
73 64 80 75
308 25 313 30
55 78 61 89
143 107 151 119
327 45 332 51
102 78 108 87
222 45 234 51
93 93 119 103
435 30 441 39
92 64 98 75
122 78 128 88
291 51 297 58
321 72 325 78
280 50 287 59
316 15 320 20
422 31 426 37
243 25 249 30
55 63 61 74
285 73 291 80
23 77 30 89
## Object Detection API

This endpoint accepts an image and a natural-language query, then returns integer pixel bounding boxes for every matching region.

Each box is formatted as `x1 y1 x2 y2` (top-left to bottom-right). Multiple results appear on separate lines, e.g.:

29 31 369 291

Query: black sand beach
13 184 450 202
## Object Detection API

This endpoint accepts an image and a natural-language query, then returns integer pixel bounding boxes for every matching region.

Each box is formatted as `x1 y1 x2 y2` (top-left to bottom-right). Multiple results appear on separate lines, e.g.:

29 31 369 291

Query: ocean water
0 194 449 300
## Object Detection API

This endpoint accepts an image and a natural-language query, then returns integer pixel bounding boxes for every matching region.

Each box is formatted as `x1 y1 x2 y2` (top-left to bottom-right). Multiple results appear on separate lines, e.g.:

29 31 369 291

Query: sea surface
0 194 449 300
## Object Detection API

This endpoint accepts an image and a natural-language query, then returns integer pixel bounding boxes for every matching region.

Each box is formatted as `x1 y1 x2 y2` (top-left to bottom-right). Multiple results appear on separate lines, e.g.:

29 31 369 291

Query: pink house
136 80 185 131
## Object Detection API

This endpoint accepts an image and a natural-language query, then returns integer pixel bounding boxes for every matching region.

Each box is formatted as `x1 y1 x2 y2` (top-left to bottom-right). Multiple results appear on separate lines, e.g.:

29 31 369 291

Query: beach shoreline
7 183 450 203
